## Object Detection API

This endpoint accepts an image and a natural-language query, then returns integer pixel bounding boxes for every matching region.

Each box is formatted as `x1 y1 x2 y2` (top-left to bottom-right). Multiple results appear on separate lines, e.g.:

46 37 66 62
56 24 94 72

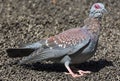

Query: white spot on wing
65 42 68 44
63 44 66 48
54 40 58 44
46 40 49 46
58 44 63 47
50 47 53 49
68 42 71 45
62 41 65 43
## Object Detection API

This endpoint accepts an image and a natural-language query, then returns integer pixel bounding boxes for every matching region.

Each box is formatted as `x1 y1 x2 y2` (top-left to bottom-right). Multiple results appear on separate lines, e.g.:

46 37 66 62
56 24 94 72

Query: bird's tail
6 40 46 58
6 48 36 58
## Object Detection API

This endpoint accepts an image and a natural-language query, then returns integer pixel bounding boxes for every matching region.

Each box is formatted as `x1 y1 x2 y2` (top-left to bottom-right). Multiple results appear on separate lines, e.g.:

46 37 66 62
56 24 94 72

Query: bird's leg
65 63 91 77
65 61 82 78
64 66 78 74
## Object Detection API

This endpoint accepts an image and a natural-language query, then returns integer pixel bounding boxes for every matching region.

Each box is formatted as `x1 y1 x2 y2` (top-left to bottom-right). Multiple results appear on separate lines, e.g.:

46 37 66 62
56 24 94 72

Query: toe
65 72 83 78
78 70 91 75
73 74 83 78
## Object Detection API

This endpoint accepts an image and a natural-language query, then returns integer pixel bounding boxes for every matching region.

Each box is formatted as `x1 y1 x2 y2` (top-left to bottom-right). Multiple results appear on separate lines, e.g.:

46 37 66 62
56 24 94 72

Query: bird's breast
70 39 98 64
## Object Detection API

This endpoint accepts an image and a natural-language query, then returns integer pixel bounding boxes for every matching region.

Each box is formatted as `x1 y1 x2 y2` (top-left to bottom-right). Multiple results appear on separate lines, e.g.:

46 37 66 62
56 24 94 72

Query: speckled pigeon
6 3 107 78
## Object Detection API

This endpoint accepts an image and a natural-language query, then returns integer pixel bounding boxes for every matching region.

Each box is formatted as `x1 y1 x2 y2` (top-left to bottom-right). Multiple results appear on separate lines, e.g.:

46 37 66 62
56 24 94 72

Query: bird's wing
46 28 91 55
19 28 91 64
21 39 46 49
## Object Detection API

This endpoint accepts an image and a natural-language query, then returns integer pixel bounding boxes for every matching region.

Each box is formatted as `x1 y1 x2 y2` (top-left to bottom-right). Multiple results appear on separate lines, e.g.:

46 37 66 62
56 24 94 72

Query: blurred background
0 0 120 81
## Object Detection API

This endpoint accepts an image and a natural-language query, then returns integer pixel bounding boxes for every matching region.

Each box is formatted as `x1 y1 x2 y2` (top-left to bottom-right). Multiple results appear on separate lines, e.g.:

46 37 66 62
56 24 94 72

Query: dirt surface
0 0 120 81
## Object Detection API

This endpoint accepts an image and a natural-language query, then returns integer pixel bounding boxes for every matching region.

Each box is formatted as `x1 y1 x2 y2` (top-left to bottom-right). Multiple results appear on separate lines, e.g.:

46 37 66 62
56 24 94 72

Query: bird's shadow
21 59 113 73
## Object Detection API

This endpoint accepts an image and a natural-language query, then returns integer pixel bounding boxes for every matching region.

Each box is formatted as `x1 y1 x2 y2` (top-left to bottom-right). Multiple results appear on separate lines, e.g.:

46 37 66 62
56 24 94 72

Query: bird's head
89 3 107 18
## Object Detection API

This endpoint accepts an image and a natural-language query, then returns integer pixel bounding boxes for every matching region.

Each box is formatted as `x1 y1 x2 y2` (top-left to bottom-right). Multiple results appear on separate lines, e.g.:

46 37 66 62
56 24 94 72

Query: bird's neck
83 17 101 34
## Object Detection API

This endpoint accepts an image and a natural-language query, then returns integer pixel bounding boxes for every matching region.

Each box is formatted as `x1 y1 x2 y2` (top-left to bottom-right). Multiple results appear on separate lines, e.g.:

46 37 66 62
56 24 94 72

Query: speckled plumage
46 28 90 48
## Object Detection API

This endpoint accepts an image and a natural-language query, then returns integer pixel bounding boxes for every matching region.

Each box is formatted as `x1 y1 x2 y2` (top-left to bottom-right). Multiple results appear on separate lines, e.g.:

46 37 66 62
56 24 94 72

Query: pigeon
6 3 107 78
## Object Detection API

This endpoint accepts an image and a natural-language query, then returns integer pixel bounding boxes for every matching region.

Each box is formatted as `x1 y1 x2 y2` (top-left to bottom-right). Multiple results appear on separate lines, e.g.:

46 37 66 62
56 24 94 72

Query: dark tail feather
6 48 36 58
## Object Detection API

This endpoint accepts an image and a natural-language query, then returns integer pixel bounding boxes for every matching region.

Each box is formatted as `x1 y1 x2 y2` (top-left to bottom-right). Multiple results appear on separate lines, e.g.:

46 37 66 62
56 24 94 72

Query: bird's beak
102 8 108 13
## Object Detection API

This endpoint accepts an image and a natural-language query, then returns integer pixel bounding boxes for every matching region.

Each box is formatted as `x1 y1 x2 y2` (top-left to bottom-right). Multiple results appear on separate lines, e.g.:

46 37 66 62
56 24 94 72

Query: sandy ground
0 0 120 81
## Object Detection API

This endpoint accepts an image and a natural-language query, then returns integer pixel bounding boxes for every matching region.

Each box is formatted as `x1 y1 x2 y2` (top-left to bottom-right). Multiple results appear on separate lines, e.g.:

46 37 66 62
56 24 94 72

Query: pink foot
65 70 91 78
78 70 91 76
65 72 83 78
64 61 91 78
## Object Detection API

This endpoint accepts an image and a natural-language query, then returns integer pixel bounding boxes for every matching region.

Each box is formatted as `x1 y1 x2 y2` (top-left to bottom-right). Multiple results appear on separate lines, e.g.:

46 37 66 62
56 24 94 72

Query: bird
6 3 107 78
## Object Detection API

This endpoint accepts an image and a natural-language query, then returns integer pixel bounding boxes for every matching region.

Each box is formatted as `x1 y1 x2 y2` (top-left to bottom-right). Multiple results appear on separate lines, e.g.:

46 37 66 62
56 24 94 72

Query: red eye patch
94 4 100 9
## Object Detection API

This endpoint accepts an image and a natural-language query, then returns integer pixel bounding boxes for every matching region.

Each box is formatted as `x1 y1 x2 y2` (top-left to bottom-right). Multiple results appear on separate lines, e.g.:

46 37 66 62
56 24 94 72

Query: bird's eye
94 4 101 9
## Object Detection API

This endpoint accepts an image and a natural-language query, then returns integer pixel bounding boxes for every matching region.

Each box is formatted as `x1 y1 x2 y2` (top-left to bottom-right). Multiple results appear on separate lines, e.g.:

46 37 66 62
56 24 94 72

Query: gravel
0 0 120 81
